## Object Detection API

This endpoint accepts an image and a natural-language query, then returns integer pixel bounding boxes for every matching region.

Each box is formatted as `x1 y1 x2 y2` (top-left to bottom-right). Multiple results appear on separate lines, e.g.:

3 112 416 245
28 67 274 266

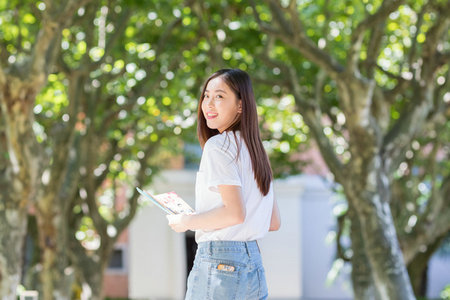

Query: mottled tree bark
344 167 415 299
349 207 378 300
0 209 28 299
0 78 43 298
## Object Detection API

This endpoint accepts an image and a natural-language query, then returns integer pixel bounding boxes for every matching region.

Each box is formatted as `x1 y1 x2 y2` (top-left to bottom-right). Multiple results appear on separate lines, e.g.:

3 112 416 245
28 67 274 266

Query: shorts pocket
207 259 243 299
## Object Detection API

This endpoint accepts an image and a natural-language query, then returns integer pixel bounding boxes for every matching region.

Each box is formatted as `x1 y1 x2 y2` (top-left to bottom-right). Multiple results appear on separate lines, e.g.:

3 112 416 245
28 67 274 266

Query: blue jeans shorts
185 240 268 300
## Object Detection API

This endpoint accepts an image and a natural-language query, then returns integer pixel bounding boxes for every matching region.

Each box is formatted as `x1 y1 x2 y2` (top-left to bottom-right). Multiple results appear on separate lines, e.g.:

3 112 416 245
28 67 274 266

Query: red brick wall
103 272 129 298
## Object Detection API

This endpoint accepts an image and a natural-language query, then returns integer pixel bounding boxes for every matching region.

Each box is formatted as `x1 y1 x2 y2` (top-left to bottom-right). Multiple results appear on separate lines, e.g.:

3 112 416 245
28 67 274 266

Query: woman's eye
216 95 223 99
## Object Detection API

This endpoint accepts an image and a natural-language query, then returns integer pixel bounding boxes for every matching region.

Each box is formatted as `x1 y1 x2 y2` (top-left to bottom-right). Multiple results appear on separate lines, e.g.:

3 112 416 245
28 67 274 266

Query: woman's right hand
167 214 191 233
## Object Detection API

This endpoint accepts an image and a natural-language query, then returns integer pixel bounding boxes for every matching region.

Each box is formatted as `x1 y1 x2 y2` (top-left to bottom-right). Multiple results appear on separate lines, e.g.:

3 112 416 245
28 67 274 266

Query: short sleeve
202 144 241 192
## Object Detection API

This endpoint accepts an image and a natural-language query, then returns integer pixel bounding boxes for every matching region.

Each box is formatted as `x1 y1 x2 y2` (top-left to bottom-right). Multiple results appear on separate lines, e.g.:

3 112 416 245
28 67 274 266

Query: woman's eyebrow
205 89 227 94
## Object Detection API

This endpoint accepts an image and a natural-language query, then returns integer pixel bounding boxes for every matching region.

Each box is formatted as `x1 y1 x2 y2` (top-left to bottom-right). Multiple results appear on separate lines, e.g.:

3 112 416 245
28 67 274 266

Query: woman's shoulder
205 131 233 146
204 131 240 155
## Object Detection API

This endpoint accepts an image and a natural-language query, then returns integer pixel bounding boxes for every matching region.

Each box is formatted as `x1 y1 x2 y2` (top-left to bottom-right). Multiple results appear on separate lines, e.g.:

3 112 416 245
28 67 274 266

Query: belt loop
245 241 251 257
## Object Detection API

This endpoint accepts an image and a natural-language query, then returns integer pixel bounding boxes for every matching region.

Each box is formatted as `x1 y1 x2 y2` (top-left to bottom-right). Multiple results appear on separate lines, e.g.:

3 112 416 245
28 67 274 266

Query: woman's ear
237 100 242 113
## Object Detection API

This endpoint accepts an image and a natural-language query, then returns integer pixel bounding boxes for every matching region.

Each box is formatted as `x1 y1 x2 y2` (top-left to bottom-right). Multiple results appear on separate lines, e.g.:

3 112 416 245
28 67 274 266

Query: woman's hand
167 214 191 233
167 185 245 232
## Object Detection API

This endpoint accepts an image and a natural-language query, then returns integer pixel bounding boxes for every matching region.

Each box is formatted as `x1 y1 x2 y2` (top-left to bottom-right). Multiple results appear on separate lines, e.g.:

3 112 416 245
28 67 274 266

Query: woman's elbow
230 209 246 226
235 211 246 225
269 217 281 231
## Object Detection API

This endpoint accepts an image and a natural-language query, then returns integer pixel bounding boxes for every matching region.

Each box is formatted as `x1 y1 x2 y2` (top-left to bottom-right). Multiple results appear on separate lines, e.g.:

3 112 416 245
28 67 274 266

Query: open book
136 187 195 215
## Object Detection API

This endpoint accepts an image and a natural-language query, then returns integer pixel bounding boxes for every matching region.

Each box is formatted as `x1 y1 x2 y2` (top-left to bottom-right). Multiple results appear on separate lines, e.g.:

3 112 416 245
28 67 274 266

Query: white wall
128 202 186 299
259 176 303 299
427 253 450 298
299 175 353 299
129 170 195 300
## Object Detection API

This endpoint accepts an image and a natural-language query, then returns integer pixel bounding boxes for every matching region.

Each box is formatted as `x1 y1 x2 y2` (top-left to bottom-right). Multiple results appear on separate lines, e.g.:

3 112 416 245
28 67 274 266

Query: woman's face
202 76 242 133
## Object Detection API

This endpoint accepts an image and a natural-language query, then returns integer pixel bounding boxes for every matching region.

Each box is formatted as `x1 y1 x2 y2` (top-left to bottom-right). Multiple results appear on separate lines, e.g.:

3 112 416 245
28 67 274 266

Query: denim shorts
185 240 268 300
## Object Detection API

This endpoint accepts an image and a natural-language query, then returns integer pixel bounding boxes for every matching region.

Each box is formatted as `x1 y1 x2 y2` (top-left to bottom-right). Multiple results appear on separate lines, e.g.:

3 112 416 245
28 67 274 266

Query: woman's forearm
185 204 245 231
187 185 245 231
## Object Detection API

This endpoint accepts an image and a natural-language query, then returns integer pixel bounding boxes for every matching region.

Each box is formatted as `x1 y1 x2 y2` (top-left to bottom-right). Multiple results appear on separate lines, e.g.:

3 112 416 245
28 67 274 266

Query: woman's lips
206 112 218 119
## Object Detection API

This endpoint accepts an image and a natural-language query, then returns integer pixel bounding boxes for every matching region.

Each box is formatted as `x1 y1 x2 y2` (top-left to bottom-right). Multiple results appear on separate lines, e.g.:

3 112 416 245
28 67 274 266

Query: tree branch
382 5 449 169
13 5 24 54
115 141 160 231
83 138 108 237
336 212 351 262
417 5 450 85
255 38 294 90
382 85 433 170
254 39 346 182
191 0 224 67
401 174 450 263
0 64 5 86
288 70 345 180
363 22 385 78
42 91 80 200
256 38 345 179
267 0 295 37
407 3 428 69
30 0 94 80
93 141 118 190
252 75 288 88
87 7 132 72
54 0 93 25
302 108 346 182
249 0 283 37
266 0 344 80
347 0 404 74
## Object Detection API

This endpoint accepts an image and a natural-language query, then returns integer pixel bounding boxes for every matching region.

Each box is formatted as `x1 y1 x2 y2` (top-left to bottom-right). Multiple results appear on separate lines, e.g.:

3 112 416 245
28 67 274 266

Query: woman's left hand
167 214 191 233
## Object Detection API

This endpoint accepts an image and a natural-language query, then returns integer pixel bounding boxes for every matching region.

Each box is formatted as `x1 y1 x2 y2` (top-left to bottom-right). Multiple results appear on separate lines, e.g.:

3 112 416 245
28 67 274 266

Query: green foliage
442 284 450 300
258 95 309 177
55 0 202 238
0 0 41 65
391 102 450 238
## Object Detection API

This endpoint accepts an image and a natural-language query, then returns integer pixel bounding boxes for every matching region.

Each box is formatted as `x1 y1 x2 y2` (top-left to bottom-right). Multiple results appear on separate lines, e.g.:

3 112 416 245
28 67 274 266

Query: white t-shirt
195 131 274 243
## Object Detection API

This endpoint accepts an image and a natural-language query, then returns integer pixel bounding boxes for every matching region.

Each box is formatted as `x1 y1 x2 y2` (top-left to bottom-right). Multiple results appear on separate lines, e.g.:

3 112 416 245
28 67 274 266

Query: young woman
167 68 281 300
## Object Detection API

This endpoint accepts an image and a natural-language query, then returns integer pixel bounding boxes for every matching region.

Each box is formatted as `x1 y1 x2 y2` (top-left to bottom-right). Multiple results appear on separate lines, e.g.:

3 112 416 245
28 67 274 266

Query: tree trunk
348 206 379 300
70 236 113 300
38 209 57 300
89 271 105 300
79 258 107 300
0 3 90 298
407 235 445 297
36 198 74 300
0 208 28 299
346 159 415 300
0 78 43 299
408 259 428 299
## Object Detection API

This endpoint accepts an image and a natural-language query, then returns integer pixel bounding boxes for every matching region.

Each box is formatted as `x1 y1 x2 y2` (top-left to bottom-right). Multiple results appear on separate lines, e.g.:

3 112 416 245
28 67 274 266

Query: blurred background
0 0 449 299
